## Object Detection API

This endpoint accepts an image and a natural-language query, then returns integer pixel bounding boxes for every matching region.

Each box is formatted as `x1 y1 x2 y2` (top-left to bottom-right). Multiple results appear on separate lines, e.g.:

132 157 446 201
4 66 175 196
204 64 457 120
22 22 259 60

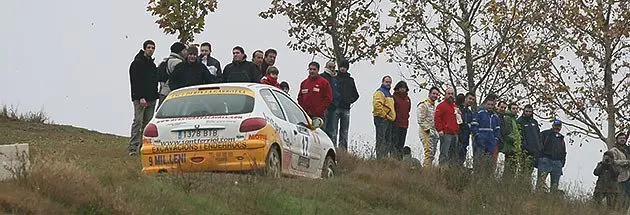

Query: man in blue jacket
321 60 340 140
470 94 501 173
517 104 542 177
458 92 476 165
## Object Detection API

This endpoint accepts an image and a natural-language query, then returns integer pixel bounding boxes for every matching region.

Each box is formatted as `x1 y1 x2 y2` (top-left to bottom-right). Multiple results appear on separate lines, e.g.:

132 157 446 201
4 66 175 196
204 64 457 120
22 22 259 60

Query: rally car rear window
155 94 254 118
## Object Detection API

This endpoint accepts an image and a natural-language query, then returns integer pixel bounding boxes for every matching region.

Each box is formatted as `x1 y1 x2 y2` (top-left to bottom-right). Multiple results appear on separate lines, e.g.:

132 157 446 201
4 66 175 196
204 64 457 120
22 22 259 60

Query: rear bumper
140 140 269 175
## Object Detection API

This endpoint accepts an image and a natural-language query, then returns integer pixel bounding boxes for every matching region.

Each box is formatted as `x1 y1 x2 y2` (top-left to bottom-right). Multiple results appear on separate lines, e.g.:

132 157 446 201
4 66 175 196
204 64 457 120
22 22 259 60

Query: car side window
259 89 285 120
273 90 309 126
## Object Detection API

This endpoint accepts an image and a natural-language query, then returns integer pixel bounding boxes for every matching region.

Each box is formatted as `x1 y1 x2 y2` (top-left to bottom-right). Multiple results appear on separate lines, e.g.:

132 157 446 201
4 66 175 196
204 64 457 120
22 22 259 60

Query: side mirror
311 117 324 130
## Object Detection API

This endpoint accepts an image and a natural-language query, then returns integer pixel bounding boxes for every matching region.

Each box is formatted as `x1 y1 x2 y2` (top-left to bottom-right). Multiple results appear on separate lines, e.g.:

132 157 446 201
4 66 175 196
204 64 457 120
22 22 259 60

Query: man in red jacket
434 88 462 166
298 62 332 120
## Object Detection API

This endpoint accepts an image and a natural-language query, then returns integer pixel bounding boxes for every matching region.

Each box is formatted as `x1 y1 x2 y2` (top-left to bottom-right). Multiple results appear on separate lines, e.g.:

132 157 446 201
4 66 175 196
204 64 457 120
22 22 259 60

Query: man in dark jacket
223 46 262 83
333 59 360 150
320 60 340 140
457 92 475 164
261 49 277 76
298 62 332 119
128 40 159 156
537 119 567 193
198 42 222 80
169 46 215 91
517 104 542 176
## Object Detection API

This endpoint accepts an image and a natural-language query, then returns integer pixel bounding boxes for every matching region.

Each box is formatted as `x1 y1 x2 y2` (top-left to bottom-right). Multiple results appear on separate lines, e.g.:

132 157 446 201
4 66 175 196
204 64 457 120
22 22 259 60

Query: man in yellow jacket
418 87 440 167
373 76 396 159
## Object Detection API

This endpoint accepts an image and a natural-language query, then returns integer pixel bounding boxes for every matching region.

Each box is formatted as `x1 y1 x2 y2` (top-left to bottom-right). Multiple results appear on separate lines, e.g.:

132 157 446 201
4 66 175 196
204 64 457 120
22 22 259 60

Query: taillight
239 117 267 132
144 123 158 137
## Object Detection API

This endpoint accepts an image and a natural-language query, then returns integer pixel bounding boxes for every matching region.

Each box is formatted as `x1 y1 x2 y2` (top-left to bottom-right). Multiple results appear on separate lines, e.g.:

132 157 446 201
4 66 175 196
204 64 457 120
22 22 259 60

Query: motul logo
248 134 267 140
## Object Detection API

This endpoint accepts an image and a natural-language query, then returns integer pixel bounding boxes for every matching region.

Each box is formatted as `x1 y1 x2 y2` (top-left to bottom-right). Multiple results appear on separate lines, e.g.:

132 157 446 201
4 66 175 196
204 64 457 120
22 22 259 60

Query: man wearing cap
320 60 340 143
158 42 187 106
537 119 567 192
168 46 215 91
334 59 360 150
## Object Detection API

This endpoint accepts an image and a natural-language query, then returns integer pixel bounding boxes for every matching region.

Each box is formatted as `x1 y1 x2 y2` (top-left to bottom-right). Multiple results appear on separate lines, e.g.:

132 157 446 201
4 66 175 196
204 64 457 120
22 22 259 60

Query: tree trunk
330 0 344 65
603 3 615 150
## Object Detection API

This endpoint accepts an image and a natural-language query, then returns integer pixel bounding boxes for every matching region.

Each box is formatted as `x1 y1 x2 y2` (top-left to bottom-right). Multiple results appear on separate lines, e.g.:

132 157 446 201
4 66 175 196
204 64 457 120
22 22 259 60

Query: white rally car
140 83 337 179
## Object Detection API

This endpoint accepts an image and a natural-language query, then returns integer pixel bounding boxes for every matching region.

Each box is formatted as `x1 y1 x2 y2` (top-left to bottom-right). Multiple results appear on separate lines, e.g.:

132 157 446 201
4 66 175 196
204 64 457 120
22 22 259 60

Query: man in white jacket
418 87 440 167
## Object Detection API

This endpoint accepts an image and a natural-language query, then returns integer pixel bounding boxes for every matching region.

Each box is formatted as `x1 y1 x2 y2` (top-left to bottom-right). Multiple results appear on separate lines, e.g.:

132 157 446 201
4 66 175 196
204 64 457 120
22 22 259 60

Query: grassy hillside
0 113 622 215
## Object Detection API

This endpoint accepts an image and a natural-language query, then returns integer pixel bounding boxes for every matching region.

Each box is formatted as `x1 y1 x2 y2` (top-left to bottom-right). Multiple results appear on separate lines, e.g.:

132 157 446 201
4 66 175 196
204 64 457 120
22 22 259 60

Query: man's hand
140 98 148 108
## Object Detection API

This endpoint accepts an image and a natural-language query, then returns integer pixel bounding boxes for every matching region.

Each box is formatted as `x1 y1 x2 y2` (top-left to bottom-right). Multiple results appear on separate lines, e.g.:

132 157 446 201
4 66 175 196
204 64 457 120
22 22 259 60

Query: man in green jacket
500 103 523 179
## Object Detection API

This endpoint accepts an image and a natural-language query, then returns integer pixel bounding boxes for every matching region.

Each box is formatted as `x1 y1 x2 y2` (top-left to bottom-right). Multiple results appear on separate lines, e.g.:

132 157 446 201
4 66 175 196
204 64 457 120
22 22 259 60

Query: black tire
321 155 336 179
265 146 281 178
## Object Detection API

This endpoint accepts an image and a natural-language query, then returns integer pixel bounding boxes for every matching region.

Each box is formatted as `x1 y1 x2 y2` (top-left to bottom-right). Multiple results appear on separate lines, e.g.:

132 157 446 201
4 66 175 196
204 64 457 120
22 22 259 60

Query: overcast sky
0 0 605 195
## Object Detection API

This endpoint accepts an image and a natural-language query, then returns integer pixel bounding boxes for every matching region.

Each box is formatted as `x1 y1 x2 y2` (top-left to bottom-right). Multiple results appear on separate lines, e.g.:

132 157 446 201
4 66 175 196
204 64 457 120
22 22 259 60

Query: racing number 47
301 136 309 157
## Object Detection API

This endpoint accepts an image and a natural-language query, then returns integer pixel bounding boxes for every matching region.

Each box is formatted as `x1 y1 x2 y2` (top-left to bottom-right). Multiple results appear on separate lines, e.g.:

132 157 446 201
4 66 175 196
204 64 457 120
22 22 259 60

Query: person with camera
593 151 620 209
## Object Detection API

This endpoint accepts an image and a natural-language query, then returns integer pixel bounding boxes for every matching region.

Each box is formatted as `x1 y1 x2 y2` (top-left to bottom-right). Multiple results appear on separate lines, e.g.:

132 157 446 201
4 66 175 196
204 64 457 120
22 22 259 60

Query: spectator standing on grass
158 42 187 107
298 62 332 119
537 120 567 193
373 76 396 159
260 66 281 89
392 81 411 160
457 92 476 165
168 46 214 91
470 94 501 172
334 59 360 150
222 46 262 83
320 60 340 141
128 40 159 156
516 104 541 178
434 88 461 165
593 151 620 209
418 87 440 167
610 133 630 205
198 42 222 80
500 103 523 178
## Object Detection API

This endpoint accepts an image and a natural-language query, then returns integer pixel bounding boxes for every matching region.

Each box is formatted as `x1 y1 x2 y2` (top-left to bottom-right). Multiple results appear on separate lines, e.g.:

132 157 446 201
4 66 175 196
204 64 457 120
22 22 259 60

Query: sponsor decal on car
151 141 248 153
154 137 238 146
156 115 243 124
166 88 254 100
147 153 186 166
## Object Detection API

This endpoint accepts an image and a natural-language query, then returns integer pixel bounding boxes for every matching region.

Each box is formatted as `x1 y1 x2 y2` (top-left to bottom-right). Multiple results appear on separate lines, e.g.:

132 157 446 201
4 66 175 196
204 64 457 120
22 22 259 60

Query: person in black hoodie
169 46 214 91
320 60 340 141
536 119 567 193
128 40 159 156
333 59 360 150
222 46 262 83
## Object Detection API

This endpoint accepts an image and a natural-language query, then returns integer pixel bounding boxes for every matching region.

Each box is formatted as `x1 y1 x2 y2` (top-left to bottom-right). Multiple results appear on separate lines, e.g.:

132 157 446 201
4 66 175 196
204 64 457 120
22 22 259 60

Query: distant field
0 114 622 215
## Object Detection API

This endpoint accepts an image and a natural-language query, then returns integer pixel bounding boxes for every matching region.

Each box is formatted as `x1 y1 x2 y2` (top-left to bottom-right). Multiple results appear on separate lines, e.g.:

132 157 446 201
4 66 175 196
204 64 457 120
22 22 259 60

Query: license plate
178 129 218 139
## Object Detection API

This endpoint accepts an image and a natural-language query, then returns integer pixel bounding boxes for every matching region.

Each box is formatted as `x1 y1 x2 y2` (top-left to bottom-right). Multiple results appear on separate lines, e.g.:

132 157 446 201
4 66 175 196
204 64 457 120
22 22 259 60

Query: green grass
0 111 623 215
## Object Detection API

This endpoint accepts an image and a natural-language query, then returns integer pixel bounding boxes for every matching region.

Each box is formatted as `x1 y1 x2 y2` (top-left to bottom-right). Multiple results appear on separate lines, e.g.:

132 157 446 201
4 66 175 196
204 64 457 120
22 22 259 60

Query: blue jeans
374 116 393 159
537 157 563 192
323 107 338 145
326 108 351 149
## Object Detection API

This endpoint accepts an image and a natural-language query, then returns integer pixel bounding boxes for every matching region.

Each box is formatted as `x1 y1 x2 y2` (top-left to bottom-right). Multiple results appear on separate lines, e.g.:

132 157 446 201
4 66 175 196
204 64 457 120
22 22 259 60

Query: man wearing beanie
169 46 214 91
320 60 340 142
222 46 262 83
158 42 187 107
333 59 359 150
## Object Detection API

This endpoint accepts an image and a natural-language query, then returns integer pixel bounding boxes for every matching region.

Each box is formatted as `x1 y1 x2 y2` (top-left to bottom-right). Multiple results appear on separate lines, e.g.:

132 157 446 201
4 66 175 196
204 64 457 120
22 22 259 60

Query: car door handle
293 130 298 135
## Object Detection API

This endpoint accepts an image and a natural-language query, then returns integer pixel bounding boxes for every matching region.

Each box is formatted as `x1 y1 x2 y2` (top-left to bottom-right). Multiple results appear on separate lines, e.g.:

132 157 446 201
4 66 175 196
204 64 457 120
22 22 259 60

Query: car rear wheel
321 155 336 179
265 146 281 178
